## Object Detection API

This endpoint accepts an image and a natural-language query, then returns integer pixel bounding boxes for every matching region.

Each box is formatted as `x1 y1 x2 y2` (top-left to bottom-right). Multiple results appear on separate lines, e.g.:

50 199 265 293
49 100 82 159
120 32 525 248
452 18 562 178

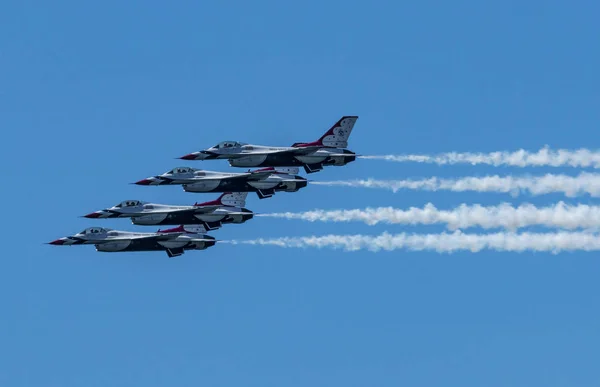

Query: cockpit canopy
167 166 195 175
212 141 245 149
113 200 143 208
78 227 111 235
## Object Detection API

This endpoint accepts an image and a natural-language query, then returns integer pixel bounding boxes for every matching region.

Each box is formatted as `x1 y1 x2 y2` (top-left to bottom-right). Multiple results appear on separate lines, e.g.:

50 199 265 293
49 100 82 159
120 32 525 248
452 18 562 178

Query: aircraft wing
185 174 252 185
144 207 220 215
287 146 324 154
186 171 276 183
246 171 275 180
190 206 221 213
236 146 322 157
98 233 184 243
192 170 272 181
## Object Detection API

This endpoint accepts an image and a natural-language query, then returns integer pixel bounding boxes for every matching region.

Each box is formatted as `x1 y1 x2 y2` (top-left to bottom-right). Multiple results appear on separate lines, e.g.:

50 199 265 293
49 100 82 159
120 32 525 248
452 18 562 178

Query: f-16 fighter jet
83 192 253 231
134 166 307 199
179 116 358 174
47 225 216 258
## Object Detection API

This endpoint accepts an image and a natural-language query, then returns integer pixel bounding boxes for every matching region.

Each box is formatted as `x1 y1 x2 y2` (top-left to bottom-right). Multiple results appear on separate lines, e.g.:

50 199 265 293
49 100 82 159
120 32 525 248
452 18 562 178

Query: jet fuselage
131 207 253 226
94 237 216 253
49 227 216 258
134 167 308 199
181 175 308 194
226 148 356 171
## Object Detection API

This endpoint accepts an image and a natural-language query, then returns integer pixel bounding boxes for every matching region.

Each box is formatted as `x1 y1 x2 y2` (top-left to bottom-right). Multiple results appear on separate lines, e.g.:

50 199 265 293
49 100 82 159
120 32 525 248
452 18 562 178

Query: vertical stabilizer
292 116 358 148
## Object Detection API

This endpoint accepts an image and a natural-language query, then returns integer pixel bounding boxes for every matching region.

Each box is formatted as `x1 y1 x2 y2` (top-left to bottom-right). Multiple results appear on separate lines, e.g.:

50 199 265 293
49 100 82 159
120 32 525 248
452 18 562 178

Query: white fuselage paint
228 154 269 166
112 204 246 225
94 240 132 251
180 179 222 192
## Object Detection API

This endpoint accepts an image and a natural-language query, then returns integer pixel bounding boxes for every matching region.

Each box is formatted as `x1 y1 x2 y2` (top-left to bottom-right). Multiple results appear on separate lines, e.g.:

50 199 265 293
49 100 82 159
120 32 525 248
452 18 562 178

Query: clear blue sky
2 1 600 386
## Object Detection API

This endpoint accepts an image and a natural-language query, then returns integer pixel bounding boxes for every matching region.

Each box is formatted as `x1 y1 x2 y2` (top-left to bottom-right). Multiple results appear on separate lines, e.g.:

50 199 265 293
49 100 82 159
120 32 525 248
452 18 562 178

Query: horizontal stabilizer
195 192 248 208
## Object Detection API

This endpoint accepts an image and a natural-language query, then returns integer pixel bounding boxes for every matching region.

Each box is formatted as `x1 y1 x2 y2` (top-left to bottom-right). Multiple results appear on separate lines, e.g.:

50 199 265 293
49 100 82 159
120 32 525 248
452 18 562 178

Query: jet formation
49 116 359 257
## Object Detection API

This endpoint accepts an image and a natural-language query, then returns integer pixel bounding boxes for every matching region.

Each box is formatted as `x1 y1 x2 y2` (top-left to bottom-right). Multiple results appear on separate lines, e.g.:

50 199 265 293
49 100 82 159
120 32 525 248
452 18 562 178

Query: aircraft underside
131 210 253 227
95 238 216 257
183 179 308 199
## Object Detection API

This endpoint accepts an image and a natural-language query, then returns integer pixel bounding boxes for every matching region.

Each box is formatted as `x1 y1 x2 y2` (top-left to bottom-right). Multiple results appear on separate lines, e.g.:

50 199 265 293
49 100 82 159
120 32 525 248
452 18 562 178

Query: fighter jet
133 166 307 199
82 192 253 231
47 225 216 258
179 116 358 174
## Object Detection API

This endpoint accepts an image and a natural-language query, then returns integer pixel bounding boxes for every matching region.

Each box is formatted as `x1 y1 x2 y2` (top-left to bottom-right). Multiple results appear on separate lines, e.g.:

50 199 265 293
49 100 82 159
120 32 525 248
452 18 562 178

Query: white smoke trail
312 172 600 197
360 146 600 168
257 202 600 231
227 231 600 253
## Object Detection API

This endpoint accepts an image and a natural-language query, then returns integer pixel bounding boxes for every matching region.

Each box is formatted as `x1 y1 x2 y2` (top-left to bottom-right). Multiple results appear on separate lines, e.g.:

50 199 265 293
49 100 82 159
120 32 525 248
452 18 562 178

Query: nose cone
134 178 154 185
83 211 102 218
179 152 200 160
48 238 66 245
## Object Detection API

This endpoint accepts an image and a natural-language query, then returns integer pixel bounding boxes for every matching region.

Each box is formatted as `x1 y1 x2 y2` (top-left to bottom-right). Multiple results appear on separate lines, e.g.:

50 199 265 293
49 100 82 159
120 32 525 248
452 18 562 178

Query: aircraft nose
134 178 154 185
48 239 65 245
83 211 102 218
179 153 199 160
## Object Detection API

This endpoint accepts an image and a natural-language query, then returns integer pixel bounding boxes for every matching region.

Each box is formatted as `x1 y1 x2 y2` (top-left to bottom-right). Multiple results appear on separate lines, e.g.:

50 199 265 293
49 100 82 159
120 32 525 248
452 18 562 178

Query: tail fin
292 116 358 148
194 192 247 207
219 192 247 207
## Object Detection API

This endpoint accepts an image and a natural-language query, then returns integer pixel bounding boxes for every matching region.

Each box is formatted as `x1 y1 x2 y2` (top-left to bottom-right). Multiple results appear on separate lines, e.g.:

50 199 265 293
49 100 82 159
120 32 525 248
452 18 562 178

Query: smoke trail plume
257 202 600 231
312 172 600 197
360 146 600 168
228 231 600 253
